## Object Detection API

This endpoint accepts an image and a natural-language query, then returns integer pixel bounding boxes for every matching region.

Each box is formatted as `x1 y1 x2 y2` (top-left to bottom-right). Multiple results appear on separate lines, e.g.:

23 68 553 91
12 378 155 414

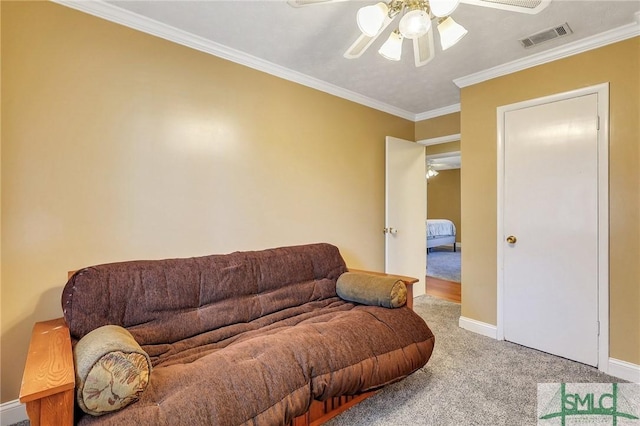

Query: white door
385 136 426 297
502 94 599 366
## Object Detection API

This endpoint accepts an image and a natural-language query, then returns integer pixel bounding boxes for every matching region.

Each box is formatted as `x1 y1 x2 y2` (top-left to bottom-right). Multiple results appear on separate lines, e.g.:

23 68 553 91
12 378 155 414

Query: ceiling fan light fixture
378 30 404 61
357 2 389 37
398 8 431 39
426 166 439 179
437 16 468 50
429 0 461 17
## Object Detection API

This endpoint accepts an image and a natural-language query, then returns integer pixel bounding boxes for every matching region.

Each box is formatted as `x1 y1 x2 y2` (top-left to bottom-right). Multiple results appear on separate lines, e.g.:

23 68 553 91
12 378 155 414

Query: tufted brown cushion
63 243 347 343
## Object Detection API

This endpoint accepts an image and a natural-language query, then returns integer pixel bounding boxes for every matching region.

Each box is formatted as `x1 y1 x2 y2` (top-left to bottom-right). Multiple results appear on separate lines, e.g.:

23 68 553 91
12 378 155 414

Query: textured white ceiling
102 0 639 116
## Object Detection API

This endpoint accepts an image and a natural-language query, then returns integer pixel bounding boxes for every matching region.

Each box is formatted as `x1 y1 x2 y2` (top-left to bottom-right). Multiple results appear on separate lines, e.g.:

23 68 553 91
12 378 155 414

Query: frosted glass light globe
430 0 461 17
357 3 389 37
378 31 404 61
438 16 468 50
399 9 431 39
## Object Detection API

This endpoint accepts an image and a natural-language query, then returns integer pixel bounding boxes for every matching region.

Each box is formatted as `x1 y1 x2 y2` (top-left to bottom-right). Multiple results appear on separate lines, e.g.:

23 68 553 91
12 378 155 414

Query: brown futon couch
20 243 434 425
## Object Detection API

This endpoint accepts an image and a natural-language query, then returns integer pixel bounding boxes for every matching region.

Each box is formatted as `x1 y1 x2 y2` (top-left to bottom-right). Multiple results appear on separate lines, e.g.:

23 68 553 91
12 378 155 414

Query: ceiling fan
288 0 551 67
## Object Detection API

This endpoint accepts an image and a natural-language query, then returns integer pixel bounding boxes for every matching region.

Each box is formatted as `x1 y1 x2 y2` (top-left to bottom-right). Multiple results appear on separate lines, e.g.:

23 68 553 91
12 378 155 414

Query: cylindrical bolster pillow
74 325 152 416
336 272 407 308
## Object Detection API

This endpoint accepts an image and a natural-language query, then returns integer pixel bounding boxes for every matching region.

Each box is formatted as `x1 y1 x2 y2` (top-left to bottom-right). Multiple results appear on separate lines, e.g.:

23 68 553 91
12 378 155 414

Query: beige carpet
326 295 630 426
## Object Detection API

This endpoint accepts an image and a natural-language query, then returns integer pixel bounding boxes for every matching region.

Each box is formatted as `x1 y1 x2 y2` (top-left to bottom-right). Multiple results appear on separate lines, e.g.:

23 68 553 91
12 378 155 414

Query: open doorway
425 145 461 302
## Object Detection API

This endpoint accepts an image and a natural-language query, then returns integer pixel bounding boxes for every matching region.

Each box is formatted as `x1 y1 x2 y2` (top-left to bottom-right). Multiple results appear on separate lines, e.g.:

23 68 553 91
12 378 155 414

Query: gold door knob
506 235 517 244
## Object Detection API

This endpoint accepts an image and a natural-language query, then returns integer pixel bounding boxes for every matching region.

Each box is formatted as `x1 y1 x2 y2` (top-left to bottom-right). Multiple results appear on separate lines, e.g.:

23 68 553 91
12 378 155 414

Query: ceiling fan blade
287 0 348 7
413 29 435 67
460 0 551 14
344 33 379 59
343 14 395 59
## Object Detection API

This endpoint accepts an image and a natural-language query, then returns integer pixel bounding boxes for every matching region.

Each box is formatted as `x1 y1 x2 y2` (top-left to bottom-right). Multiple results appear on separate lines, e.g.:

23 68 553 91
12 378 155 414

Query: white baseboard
608 358 640 382
0 400 27 426
459 316 497 339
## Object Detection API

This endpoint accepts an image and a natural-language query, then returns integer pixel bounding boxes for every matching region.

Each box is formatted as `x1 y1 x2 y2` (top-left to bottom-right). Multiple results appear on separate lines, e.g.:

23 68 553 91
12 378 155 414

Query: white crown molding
49 2 640 122
415 104 461 121
52 0 416 121
454 14 640 89
417 133 461 146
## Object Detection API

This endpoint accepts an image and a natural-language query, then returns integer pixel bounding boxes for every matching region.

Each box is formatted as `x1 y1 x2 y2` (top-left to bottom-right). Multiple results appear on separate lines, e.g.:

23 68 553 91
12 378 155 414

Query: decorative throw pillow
74 325 152 416
336 272 407 308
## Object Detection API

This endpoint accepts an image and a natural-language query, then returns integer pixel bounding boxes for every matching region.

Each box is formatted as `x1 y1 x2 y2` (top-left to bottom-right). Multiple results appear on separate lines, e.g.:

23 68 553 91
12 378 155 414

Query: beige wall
415 112 460 140
427 169 461 242
425 140 460 155
0 2 414 402
461 37 640 364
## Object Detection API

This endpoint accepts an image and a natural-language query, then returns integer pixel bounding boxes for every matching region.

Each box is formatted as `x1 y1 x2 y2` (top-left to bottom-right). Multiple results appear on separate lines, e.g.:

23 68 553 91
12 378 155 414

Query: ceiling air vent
520 23 573 48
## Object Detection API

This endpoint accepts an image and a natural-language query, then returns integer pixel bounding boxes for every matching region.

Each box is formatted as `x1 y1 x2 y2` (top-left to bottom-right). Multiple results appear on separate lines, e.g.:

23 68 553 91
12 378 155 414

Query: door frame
496 83 609 372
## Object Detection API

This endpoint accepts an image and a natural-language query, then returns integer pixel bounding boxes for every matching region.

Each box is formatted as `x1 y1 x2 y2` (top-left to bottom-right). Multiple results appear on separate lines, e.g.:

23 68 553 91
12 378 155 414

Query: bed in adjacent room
427 219 457 252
